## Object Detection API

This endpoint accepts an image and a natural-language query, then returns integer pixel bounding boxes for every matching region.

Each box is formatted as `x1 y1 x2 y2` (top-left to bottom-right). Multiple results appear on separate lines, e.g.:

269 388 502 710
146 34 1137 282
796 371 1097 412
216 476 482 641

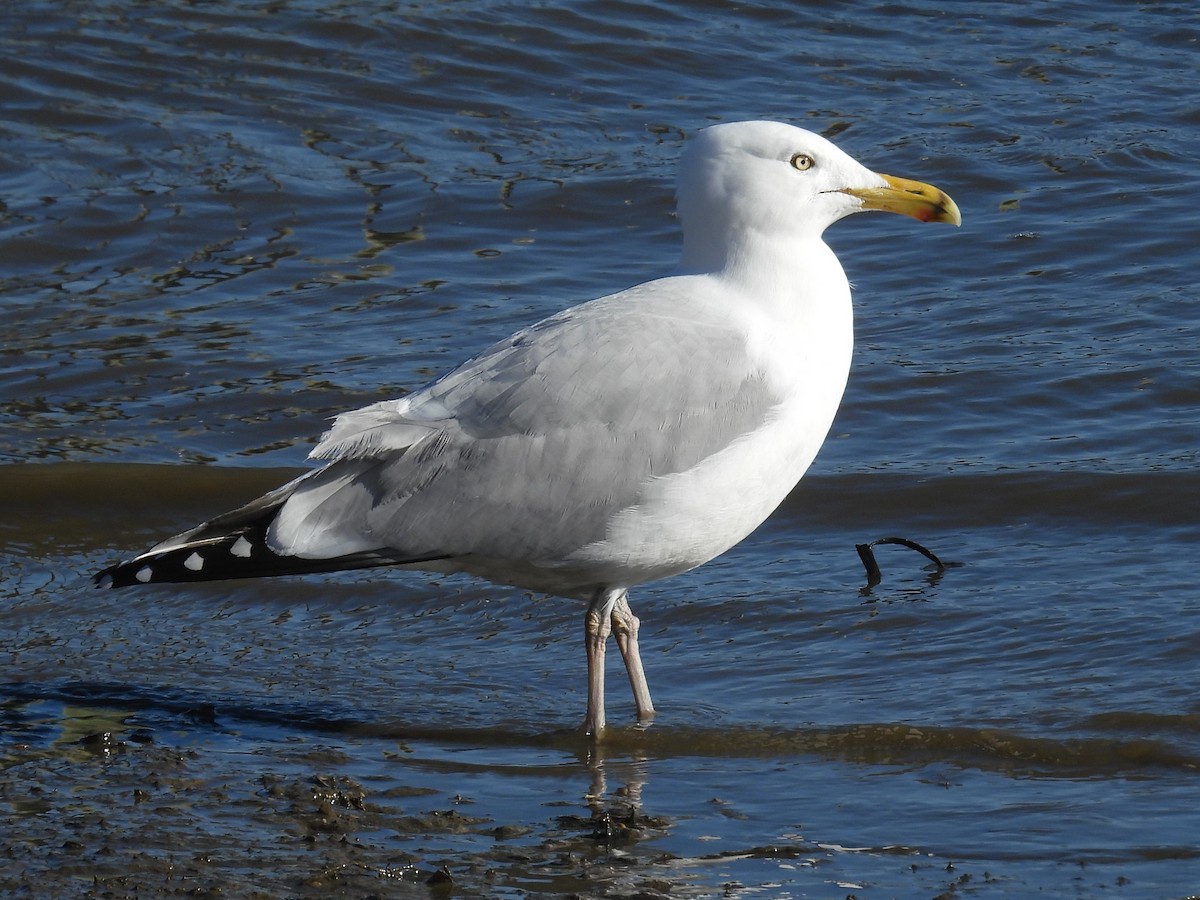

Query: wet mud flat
0 699 667 898
0 697 1012 899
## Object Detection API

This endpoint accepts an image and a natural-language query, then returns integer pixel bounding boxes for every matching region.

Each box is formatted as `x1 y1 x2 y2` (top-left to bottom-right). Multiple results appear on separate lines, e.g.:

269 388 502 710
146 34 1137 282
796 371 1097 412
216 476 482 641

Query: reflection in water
584 742 650 816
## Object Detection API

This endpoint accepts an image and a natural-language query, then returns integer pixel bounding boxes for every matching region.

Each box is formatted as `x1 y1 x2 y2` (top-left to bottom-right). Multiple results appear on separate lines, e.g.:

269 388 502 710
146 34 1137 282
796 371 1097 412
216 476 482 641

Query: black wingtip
92 473 456 590
93 529 453 589
93 530 301 588
93 556 175 589
92 553 195 589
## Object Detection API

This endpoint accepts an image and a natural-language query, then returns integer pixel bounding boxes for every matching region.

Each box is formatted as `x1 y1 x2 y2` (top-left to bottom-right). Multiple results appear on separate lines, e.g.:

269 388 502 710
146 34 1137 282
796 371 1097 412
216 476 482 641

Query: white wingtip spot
184 552 204 572
231 536 252 558
135 566 153 583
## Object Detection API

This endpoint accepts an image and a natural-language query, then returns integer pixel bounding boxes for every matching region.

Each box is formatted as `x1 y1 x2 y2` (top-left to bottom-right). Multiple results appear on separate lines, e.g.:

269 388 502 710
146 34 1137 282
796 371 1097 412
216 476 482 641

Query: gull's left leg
611 591 655 725
584 586 622 738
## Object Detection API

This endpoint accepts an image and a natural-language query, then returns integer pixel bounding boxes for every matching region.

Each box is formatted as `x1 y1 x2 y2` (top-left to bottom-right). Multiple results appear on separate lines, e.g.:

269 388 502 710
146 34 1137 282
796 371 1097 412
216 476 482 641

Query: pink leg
611 593 655 725
584 587 621 738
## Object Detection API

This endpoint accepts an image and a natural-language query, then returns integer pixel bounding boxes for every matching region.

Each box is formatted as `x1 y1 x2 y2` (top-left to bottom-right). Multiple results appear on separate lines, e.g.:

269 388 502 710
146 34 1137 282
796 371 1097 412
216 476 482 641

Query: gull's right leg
584 586 622 738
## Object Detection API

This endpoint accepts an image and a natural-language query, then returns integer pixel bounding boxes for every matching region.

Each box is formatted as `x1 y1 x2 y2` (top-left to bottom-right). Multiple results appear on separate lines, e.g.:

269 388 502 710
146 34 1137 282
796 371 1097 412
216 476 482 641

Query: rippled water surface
3 1 1199 896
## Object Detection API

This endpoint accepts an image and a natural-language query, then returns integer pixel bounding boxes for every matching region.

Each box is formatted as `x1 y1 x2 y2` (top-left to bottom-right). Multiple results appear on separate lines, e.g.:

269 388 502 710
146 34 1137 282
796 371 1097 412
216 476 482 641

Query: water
3 1 1199 896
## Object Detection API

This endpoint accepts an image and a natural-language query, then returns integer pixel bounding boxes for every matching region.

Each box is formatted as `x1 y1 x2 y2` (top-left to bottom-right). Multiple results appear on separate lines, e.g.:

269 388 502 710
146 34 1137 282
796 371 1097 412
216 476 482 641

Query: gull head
676 120 960 272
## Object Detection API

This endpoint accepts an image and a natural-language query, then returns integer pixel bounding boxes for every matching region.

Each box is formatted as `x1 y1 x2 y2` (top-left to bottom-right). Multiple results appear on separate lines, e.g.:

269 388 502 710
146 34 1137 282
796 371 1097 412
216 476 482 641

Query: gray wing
268 276 778 563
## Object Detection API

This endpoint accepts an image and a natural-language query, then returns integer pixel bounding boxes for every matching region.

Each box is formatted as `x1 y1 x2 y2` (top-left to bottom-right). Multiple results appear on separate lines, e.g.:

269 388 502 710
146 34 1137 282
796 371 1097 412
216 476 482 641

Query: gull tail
93 474 446 589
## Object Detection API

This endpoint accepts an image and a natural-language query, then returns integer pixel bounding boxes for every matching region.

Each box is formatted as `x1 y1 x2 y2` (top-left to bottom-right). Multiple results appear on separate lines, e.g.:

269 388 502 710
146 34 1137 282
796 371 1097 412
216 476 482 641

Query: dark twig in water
856 537 946 586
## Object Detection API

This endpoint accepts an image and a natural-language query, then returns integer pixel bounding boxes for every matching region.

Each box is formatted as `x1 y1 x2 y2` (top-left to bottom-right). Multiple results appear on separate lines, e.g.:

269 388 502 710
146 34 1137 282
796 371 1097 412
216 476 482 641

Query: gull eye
790 152 815 171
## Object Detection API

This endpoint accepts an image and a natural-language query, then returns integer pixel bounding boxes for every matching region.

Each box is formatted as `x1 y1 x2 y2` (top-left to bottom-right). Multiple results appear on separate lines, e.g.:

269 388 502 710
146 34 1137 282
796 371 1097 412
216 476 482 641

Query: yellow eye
790 152 815 171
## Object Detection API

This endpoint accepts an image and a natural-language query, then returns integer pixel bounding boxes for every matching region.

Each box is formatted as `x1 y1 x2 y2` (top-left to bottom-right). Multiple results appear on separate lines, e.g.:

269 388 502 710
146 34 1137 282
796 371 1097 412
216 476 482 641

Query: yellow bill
842 173 962 226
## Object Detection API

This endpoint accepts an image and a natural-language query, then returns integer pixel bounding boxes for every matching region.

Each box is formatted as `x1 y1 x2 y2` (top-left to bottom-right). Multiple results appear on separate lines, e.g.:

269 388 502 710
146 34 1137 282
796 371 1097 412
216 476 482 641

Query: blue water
3 1 1199 896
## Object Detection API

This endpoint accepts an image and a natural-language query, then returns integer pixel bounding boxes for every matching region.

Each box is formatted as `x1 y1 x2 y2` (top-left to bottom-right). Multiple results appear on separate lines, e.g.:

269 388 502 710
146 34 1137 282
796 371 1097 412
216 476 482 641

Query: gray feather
271 278 780 563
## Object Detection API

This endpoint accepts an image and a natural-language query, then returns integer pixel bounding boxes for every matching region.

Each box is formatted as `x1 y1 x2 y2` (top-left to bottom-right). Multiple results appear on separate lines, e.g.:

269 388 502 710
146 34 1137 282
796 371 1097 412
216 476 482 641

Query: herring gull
95 120 960 737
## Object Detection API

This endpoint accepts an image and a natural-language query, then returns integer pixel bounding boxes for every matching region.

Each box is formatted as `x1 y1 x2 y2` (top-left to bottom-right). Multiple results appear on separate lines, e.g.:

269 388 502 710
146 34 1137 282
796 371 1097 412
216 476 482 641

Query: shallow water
3 1 1200 896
